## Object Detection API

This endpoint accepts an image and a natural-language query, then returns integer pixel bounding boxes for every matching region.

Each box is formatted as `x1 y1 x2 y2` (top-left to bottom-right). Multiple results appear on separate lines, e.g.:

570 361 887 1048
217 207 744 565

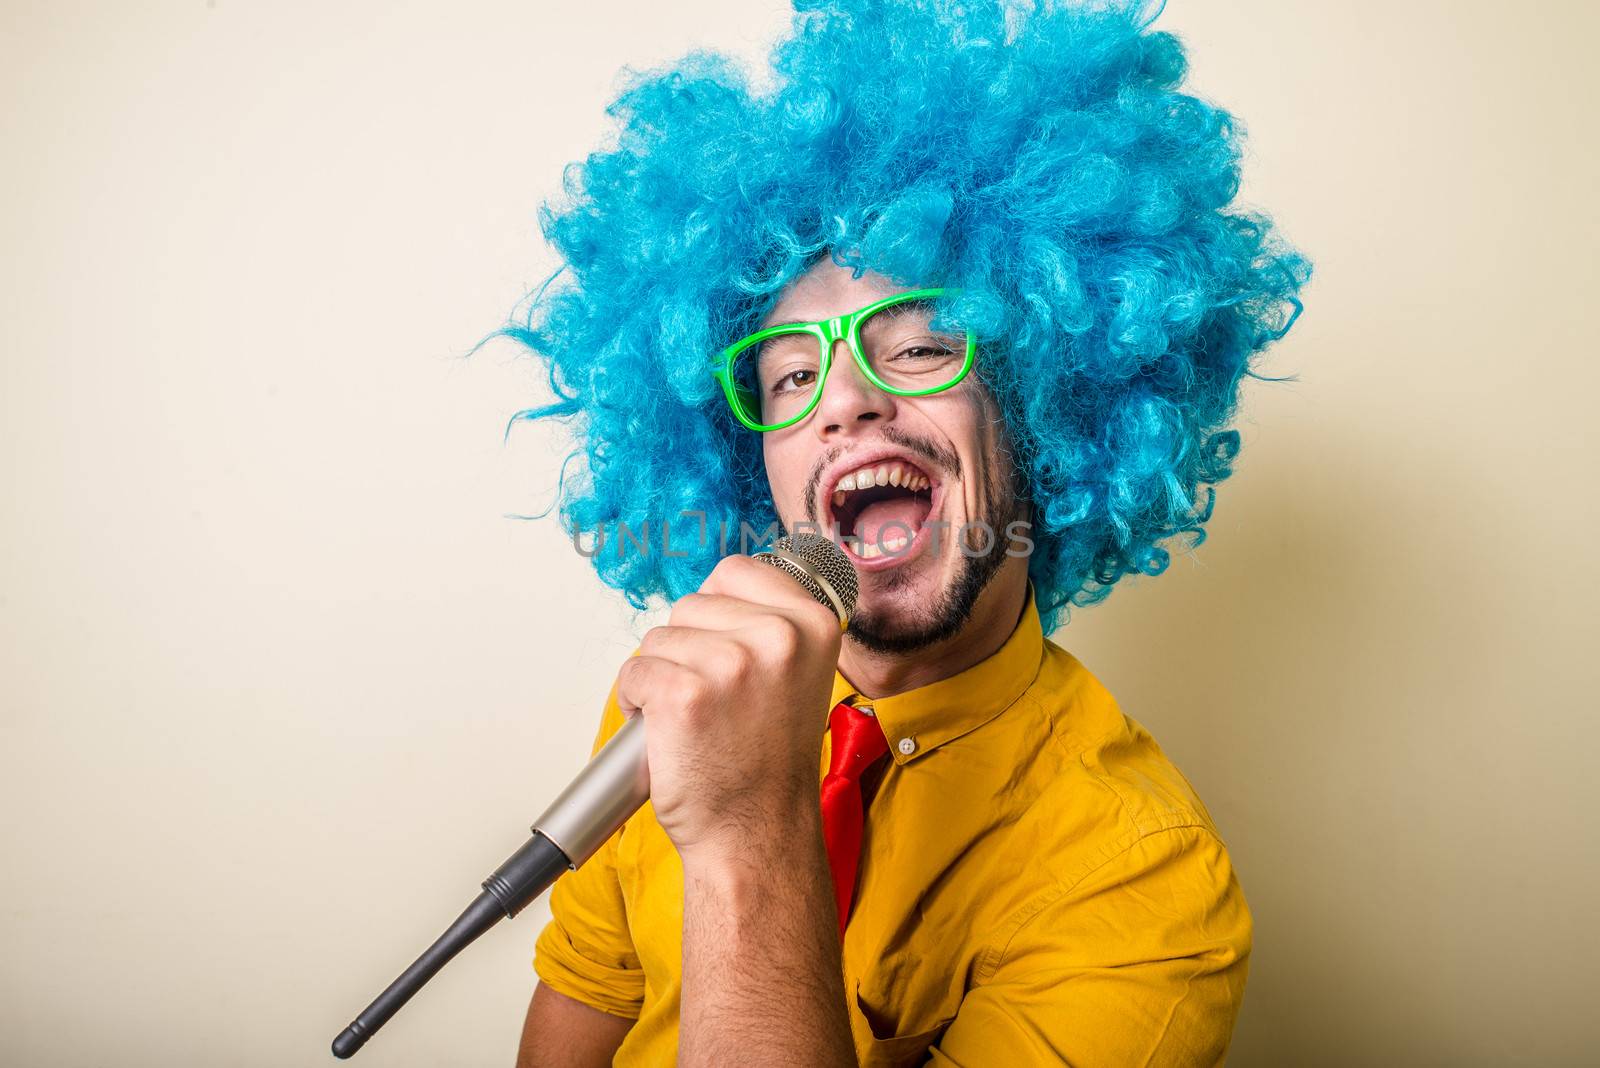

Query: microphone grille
758 533 860 623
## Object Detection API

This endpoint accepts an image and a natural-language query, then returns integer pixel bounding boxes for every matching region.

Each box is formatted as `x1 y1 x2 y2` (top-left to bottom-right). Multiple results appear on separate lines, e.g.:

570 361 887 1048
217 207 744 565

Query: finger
615 654 702 718
633 620 745 671
720 552 847 634
699 552 823 613
667 590 787 632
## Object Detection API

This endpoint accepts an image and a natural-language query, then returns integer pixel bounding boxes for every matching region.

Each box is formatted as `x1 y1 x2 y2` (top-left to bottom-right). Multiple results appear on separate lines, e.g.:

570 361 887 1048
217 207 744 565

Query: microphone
330 533 859 1059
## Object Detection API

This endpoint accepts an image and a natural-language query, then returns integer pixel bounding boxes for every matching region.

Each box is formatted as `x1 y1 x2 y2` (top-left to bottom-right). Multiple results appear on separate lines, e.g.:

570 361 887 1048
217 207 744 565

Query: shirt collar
828 584 1045 766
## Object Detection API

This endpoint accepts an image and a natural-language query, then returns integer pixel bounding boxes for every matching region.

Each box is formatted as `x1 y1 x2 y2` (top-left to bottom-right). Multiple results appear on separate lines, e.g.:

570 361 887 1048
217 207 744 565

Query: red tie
820 700 890 940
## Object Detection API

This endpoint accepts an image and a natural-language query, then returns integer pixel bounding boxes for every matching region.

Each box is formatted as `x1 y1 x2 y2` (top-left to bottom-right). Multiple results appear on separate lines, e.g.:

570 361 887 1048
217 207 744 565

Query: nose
812 337 895 439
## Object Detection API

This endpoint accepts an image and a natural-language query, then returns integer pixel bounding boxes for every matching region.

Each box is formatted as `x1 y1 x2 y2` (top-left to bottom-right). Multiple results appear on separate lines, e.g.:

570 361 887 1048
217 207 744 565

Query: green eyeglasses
710 287 976 433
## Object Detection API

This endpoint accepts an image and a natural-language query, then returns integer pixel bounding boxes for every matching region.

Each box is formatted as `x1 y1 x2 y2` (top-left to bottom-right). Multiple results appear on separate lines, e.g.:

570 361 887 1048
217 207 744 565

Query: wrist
679 797 826 889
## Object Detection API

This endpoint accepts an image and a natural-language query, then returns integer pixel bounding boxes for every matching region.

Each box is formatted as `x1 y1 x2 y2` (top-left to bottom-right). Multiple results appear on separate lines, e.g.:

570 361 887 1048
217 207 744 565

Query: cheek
762 440 806 517
951 404 1005 516
922 395 986 478
926 388 986 435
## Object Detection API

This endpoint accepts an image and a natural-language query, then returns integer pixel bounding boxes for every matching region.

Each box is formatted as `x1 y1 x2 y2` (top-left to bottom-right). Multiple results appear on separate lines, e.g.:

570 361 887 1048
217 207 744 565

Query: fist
615 553 843 866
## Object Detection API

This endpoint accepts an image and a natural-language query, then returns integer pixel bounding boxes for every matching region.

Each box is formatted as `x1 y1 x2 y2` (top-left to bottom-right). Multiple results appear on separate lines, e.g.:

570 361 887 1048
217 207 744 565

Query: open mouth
826 458 939 564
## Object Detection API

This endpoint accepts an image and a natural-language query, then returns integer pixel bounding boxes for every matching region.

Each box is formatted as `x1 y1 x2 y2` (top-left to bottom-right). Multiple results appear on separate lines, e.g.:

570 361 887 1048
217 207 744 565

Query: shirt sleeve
531 680 646 1020
928 824 1252 1068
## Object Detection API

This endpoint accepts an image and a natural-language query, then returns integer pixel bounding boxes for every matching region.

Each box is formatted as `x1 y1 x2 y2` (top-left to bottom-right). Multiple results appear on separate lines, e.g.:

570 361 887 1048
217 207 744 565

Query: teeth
830 461 935 506
858 541 882 559
883 534 909 552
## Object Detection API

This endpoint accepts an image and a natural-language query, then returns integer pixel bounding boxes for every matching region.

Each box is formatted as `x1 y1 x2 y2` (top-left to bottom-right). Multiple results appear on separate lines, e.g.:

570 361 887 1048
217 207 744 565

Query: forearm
678 806 857 1067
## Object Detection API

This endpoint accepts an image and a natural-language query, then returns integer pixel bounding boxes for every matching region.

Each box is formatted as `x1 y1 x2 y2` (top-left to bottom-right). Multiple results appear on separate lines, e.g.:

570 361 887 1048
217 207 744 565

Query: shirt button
858 705 875 717
897 737 916 756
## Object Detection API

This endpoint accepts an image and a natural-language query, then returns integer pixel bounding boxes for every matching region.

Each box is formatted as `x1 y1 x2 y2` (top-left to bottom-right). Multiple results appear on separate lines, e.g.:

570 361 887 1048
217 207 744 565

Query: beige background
3 1 1596 1064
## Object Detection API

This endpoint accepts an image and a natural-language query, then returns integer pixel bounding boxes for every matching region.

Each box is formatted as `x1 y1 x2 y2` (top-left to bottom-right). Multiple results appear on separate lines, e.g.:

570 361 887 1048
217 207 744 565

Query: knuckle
800 600 838 635
671 669 708 707
763 614 802 655
722 640 754 676
702 557 745 591
670 591 713 624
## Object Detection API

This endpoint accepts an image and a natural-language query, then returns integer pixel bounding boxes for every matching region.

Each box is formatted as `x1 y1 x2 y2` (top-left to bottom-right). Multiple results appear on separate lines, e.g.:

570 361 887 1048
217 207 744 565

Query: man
503 2 1309 1064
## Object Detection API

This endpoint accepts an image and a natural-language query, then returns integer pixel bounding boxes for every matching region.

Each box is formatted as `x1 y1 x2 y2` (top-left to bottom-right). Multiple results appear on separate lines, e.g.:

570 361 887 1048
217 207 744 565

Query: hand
615 553 843 870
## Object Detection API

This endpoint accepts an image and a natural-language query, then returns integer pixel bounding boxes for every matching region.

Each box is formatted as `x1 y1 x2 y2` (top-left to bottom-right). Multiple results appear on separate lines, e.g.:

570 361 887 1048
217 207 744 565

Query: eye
771 368 818 394
892 344 954 362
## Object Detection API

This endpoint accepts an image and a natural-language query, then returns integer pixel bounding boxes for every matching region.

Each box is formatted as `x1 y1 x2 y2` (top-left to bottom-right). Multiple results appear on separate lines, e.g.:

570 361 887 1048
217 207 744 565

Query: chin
844 532 1013 655
845 555 962 652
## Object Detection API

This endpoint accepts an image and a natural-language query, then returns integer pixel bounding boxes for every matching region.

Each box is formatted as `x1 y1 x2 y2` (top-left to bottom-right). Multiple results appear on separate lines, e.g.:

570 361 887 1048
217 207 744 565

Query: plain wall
3 1 1596 1064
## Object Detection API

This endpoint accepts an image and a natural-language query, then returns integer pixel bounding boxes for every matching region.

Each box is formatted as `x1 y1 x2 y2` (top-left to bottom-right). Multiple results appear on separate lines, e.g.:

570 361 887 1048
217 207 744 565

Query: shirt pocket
850 979 955 1068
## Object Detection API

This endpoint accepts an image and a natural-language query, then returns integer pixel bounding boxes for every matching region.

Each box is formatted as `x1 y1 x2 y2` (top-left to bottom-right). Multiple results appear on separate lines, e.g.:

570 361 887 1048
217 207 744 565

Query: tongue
855 495 932 549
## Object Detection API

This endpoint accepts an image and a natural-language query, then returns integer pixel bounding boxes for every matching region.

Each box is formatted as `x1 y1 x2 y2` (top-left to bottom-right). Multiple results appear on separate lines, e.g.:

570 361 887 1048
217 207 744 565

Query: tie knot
827 701 889 782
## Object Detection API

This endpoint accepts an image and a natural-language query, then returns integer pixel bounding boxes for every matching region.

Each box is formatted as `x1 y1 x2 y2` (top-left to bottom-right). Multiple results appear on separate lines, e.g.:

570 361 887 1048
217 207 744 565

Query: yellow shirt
533 592 1252 1066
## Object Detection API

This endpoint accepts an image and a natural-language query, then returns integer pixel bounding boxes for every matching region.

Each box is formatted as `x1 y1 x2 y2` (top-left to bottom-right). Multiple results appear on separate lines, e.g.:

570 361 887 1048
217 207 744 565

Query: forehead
759 260 915 329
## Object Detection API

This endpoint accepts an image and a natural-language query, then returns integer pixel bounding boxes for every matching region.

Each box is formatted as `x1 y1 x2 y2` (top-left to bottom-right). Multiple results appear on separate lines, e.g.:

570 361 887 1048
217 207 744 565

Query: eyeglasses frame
709 287 976 433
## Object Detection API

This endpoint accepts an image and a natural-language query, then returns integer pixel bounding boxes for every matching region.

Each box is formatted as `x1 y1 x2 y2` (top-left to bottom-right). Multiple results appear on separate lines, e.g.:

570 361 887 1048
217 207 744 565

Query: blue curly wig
495 0 1312 634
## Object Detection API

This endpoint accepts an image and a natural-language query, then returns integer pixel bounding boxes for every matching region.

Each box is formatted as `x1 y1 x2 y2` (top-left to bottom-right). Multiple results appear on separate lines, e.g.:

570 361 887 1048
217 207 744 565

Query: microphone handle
330 533 854 1058
526 713 651 870
331 717 651 1059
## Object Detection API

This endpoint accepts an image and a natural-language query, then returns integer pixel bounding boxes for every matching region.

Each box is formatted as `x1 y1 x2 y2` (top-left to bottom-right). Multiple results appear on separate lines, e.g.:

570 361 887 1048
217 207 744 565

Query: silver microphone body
331 533 858 1058
531 532 859 867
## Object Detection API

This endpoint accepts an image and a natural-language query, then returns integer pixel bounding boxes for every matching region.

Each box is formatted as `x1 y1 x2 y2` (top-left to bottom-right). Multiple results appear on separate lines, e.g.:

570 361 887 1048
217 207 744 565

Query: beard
845 442 1030 655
